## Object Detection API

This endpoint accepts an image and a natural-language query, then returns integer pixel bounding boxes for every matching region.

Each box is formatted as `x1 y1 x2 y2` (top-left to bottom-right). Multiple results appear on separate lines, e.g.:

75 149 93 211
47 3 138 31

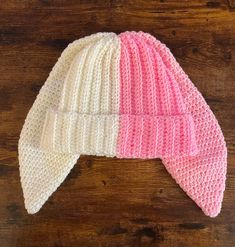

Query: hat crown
59 31 186 117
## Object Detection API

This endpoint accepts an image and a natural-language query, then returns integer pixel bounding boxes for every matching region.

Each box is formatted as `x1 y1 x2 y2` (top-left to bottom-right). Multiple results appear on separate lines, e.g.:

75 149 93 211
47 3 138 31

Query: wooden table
0 1 235 246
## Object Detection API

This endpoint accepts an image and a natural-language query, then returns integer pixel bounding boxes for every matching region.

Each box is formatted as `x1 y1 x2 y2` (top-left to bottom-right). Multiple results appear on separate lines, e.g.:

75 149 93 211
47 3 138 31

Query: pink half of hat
118 33 227 217
117 32 227 217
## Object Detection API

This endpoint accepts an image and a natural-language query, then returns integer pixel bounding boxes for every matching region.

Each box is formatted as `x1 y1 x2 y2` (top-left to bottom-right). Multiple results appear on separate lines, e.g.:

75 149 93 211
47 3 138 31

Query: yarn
18 31 227 217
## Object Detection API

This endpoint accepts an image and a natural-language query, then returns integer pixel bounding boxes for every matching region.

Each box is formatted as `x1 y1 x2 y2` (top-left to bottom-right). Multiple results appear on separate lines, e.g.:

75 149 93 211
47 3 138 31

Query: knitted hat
19 31 227 217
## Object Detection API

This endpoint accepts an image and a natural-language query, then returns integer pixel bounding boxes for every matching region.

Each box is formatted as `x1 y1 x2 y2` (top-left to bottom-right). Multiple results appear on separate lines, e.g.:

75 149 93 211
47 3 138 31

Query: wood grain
0 1 235 246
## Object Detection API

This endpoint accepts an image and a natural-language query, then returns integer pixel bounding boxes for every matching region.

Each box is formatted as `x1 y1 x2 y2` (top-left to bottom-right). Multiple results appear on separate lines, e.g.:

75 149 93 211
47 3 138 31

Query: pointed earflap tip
202 207 221 218
25 202 42 214
26 207 40 214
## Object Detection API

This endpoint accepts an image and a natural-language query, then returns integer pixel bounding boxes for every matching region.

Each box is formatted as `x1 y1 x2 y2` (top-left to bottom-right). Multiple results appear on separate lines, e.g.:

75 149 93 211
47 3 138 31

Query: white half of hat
18 32 121 214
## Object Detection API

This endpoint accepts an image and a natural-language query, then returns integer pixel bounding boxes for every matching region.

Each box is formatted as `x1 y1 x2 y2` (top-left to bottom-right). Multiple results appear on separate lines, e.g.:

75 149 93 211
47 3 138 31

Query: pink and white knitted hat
19 31 227 217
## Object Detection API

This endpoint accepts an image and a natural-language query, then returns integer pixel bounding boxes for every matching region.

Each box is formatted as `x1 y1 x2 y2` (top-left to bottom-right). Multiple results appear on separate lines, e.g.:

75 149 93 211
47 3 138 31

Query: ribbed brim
40 109 119 157
40 108 198 158
117 114 198 158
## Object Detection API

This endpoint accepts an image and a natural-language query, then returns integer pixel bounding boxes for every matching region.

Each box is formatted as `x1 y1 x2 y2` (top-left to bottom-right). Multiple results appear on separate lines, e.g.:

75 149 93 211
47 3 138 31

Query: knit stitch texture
18 31 227 217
